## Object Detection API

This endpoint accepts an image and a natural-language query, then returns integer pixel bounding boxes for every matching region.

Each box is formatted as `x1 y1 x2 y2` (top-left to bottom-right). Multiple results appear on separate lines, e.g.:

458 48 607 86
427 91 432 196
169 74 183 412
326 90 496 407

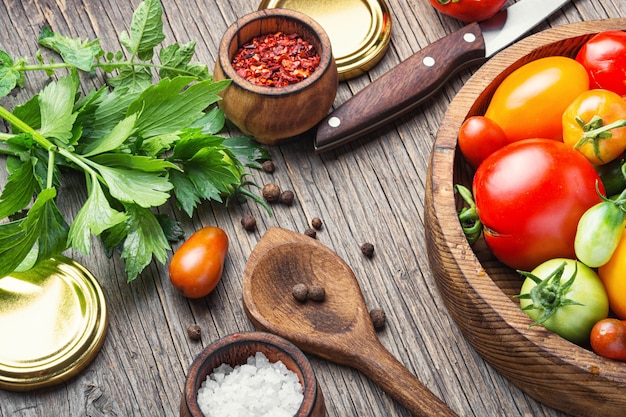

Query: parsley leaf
118 0 165 61
38 71 79 144
38 26 103 72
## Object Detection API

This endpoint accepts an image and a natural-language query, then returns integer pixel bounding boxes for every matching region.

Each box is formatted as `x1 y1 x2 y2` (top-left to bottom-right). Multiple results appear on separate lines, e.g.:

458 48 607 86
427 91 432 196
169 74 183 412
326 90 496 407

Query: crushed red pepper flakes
232 31 321 87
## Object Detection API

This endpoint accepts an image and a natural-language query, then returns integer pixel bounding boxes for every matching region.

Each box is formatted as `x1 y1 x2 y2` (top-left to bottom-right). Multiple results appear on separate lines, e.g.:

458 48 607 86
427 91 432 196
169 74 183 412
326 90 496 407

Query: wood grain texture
425 19 626 417
0 1 625 416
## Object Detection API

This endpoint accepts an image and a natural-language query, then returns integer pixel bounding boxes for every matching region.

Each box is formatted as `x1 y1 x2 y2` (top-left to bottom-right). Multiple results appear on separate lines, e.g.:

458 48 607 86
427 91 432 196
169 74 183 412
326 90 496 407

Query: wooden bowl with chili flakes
425 19 626 417
214 9 338 145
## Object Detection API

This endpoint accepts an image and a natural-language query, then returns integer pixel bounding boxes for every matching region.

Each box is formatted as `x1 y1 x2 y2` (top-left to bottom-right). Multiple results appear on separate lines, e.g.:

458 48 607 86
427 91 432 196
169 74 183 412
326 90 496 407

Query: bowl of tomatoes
425 19 626 417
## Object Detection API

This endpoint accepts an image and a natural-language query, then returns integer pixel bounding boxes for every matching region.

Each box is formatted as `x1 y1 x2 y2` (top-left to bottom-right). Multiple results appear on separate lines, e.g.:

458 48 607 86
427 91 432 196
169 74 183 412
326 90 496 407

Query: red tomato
484 56 589 143
590 318 626 361
428 0 506 23
598 231 626 320
458 116 509 169
576 30 626 96
169 226 229 298
473 139 604 271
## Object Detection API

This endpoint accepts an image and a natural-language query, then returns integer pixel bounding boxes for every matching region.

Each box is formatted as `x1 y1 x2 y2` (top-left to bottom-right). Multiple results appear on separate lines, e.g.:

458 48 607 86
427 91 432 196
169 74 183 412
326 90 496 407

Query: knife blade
314 0 572 152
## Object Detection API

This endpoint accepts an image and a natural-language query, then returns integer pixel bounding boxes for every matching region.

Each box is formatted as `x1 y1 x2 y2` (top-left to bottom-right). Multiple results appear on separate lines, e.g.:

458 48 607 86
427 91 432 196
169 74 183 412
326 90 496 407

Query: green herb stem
0 105 56 151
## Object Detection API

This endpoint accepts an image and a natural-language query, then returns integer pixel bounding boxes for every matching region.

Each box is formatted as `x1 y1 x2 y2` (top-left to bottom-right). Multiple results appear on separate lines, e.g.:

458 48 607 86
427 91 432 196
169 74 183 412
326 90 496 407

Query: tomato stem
516 261 584 327
454 184 483 243
574 115 626 163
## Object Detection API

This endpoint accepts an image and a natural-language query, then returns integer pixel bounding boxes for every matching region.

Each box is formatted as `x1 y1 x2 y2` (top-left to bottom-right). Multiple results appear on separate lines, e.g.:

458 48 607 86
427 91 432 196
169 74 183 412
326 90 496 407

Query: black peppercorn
292 283 309 302
280 190 295 206
311 217 323 230
369 308 386 330
304 228 317 239
308 285 325 302
361 242 375 258
187 323 201 341
262 160 275 173
262 183 281 203
241 213 257 231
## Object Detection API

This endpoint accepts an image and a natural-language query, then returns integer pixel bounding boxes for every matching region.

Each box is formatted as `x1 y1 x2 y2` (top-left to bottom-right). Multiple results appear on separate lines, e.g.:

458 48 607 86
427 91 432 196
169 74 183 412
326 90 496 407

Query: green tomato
518 258 609 345
575 200 626 268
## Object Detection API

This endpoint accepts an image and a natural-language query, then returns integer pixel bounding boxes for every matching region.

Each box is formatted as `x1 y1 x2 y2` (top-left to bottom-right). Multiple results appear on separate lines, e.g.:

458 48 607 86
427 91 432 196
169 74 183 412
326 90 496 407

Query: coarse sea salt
197 351 304 417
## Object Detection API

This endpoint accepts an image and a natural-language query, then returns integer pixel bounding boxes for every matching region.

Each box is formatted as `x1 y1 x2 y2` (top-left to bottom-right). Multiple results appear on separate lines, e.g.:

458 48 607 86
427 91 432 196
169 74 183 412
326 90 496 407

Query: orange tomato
169 226 229 298
599 231 626 319
562 89 626 165
484 56 589 143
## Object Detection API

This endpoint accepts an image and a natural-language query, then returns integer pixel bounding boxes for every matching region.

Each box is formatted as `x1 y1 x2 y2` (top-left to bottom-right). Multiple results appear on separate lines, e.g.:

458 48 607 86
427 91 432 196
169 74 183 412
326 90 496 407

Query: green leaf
35 189 70 260
13 94 42 132
0 50 23 98
223 136 270 169
37 26 103 72
0 158 38 218
68 174 127 254
118 0 165 61
90 153 179 172
95 163 172 207
184 147 241 202
140 132 180 156
128 77 229 138
158 41 210 80
107 65 152 93
77 89 140 141
81 113 137 156
0 188 62 277
119 203 170 282
38 71 79 144
169 170 200 217
190 106 225 135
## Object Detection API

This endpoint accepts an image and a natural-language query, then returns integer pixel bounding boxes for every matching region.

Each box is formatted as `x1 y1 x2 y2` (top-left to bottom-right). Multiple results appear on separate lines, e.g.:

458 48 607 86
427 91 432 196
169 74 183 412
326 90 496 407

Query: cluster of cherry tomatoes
456 30 626 361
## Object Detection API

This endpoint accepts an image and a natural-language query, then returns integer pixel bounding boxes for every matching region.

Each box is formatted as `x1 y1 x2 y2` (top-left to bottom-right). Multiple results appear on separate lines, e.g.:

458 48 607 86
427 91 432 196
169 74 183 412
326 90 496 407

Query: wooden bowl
425 19 626 417
213 9 338 145
179 331 325 417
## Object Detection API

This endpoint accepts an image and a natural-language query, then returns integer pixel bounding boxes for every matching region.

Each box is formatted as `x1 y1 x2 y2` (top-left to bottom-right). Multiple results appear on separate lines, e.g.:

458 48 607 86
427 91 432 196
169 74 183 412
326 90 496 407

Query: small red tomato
576 30 626 96
590 318 626 361
458 116 509 169
169 226 229 298
428 0 506 23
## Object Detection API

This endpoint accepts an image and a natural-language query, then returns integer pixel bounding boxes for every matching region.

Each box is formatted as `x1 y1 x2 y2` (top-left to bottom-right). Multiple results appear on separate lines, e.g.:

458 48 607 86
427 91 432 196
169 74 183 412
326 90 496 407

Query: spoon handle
353 339 457 417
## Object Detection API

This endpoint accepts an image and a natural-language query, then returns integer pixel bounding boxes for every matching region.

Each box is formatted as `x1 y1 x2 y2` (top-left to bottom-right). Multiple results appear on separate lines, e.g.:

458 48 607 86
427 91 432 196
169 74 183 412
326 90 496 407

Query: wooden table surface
1 0 624 416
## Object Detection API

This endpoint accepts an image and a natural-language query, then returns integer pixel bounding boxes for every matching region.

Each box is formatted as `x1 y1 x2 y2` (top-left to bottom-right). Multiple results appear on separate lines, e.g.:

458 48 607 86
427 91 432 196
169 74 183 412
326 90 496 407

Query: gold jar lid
258 0 392 80
0 256 108 391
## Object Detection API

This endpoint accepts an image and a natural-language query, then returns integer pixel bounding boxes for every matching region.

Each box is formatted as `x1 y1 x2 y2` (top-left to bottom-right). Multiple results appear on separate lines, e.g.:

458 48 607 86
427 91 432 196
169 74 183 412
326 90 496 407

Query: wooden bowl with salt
425 19 626 417
180 331 325 417
213 9 338 145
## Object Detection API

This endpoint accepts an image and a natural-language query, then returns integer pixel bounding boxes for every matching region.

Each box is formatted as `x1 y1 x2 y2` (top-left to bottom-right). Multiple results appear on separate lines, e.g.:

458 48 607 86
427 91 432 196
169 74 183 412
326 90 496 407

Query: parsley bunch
0 0 268 281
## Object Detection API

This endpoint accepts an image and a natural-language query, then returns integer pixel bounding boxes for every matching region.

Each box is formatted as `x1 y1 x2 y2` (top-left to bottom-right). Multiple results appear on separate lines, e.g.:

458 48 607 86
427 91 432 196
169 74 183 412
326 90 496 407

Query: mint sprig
0 0 269 281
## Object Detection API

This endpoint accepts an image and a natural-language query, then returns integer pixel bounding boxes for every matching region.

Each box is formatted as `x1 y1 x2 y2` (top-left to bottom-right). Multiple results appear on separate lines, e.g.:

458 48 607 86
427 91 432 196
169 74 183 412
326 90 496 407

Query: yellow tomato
485 56 589 143
599 230 626 319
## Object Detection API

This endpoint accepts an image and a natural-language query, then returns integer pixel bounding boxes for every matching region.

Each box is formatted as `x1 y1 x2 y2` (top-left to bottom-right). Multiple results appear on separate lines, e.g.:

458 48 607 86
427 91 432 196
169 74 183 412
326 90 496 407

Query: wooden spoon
242 227 456 417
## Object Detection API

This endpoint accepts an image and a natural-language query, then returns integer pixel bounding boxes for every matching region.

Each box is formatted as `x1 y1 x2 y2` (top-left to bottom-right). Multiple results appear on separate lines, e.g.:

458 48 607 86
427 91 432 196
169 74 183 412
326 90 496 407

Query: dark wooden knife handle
314 22 486 152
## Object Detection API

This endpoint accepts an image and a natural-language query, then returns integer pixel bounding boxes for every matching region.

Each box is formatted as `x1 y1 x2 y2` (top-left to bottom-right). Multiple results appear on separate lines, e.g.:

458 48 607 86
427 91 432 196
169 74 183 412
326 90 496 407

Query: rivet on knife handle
314 22 486 153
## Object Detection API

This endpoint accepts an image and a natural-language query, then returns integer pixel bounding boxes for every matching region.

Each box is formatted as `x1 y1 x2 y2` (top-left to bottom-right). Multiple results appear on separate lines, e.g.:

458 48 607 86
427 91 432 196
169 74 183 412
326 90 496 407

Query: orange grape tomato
169 226 229 298
599 231 626 319
484 56 589 143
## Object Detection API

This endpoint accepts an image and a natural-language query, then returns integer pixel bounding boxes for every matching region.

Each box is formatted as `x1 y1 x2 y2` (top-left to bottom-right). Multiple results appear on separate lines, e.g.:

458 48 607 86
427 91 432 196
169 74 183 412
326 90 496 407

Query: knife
314 0 572 152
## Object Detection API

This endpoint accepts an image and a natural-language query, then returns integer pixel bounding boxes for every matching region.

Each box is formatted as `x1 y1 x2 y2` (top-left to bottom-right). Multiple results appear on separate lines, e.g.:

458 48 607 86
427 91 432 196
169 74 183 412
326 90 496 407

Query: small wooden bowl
425 19 626 417
213 9 339 145
179 331 325 417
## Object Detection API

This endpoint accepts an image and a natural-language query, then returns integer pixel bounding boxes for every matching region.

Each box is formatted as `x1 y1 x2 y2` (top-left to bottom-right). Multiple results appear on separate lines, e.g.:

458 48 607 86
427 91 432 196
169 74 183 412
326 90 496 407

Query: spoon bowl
242 227 456 417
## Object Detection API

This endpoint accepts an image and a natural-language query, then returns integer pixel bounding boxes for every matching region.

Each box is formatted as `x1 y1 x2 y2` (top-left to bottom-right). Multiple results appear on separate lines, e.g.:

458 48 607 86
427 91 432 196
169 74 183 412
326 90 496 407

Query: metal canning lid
0 256 108 391
258 0 392 80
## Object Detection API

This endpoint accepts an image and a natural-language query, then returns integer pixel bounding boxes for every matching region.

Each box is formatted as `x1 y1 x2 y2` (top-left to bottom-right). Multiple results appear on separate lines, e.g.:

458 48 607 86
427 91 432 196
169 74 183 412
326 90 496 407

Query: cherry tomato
590 318 626 361
563 89 626 165
169 226 229 298
473 139 604 271
576 30 626 96
458 116 509 169
518 258 608 346
598 231 626 319
428 0 506 23
484 56 589 143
